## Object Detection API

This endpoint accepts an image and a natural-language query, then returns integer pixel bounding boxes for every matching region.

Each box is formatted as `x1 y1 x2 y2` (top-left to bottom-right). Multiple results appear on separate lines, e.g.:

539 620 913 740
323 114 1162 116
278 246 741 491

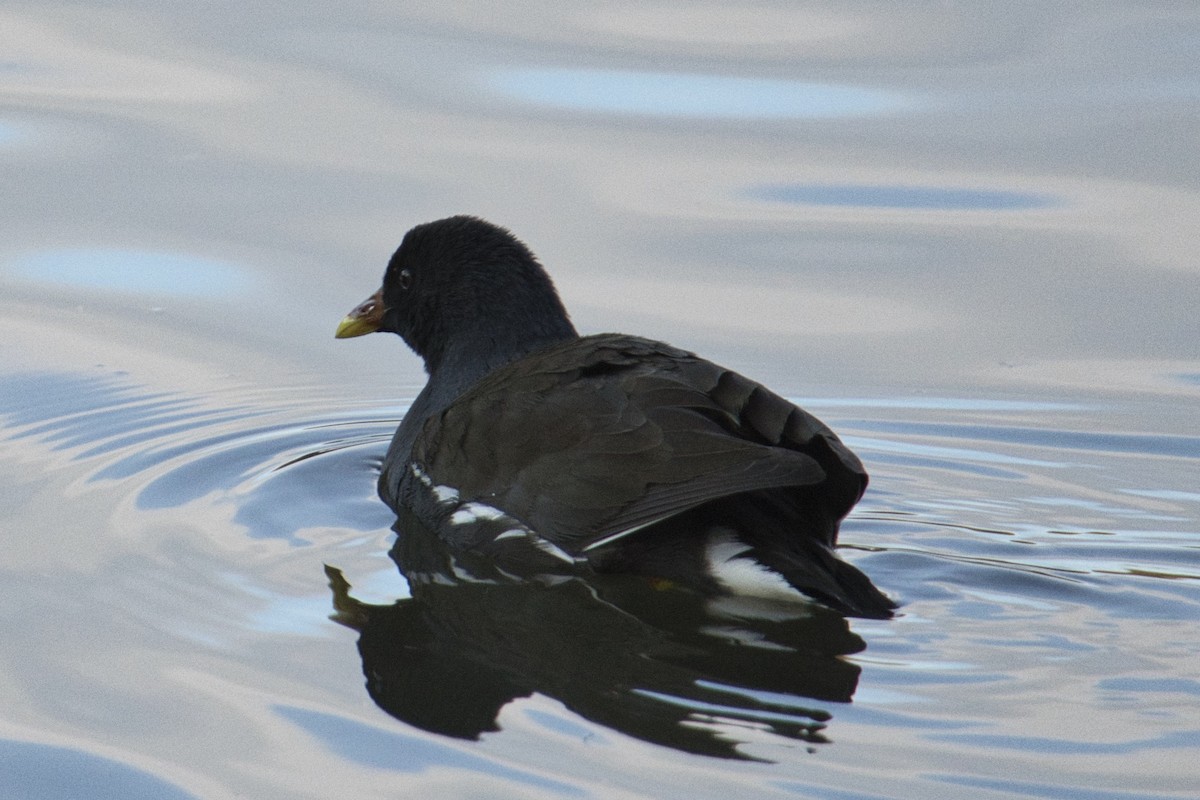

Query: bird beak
335 288 385 339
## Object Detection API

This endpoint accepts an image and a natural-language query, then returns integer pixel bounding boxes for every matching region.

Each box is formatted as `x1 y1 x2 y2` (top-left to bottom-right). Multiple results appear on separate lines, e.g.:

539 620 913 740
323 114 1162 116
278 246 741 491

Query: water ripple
3 367 1199 788
1 370 395 544
853 420 1200 459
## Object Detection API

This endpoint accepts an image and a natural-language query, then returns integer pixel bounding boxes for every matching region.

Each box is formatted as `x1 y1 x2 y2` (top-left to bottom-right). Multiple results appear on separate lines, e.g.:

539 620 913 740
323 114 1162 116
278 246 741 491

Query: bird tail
705 531 895 619
768 547 896 619
709 495 896 619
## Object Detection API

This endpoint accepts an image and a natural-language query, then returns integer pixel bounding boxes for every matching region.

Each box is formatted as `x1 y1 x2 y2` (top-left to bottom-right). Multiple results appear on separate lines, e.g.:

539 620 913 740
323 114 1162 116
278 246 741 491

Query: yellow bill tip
335 288 384 339
334 314 378 339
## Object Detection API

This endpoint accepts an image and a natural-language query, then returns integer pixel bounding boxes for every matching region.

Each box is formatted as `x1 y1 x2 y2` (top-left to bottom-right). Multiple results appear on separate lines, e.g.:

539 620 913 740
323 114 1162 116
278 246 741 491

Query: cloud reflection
0 740 197 800
752 184 1056 210
7 249 253 297
486 67 910 118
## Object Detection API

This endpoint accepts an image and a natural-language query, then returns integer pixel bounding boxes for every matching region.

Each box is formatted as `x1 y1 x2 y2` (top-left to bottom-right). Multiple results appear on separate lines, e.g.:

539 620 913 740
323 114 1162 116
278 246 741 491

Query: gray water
2 4 1198 798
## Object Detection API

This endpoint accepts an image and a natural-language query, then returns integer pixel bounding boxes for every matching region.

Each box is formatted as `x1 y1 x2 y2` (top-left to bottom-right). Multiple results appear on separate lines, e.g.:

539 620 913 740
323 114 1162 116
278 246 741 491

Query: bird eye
398 269 412 290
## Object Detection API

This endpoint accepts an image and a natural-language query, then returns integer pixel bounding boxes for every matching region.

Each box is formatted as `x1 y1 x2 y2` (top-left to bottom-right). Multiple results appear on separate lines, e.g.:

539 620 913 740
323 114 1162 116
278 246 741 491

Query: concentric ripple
0 370 397 544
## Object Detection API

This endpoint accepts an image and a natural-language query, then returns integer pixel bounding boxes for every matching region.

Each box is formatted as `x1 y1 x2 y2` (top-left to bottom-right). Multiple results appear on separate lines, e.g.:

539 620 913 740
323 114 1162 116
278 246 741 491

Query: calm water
2 4 1199 799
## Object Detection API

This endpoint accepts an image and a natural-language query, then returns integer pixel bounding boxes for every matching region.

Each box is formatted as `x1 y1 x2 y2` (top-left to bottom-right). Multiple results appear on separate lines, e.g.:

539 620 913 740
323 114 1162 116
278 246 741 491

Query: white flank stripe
533 537 579 564
432 484 460 504
409 463 460 504
449 502 509 525
492 529 527 542
409 462 433 487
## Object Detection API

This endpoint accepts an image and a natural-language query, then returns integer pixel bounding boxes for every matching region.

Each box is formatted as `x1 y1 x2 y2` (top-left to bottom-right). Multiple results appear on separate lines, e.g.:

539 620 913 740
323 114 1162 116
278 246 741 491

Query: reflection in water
486 67 910 118
275 705 586 794
0 740 197 800
327 512 866 760
751 184 1056 210
5 367 1198 792
6 249 256 297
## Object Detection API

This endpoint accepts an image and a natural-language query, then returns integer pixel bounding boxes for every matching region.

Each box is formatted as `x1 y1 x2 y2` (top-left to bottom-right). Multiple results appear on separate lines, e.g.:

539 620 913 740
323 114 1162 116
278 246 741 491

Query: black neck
384 320 578 474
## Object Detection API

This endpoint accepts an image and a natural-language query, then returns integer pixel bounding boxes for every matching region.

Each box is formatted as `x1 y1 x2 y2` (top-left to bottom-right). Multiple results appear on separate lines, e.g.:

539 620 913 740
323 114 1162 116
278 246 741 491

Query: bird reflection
326 512 868 760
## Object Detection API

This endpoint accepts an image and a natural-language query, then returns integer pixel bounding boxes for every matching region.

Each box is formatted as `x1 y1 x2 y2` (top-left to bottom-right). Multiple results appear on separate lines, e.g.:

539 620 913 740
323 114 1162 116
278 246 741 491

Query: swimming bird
336 215 894 618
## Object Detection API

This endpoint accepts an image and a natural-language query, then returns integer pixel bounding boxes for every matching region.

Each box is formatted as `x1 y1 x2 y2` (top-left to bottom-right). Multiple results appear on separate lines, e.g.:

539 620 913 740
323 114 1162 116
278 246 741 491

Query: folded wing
412 335 867 553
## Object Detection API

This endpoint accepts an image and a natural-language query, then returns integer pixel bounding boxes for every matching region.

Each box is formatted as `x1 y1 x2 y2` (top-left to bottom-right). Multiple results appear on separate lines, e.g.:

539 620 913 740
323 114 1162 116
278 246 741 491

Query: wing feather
413 334 864 552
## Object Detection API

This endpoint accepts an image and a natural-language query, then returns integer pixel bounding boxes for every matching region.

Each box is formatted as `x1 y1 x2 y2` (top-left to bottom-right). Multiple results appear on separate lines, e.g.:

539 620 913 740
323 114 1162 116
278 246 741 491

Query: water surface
1 3 1198 799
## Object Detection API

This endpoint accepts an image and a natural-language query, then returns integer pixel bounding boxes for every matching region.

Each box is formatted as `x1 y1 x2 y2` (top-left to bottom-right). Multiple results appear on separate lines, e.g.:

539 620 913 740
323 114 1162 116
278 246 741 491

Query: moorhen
336 216 894 618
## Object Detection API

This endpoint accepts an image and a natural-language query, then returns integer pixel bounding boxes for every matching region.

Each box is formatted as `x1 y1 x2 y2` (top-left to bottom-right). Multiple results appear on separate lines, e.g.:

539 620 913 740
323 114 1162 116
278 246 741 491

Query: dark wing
413 335 866 552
